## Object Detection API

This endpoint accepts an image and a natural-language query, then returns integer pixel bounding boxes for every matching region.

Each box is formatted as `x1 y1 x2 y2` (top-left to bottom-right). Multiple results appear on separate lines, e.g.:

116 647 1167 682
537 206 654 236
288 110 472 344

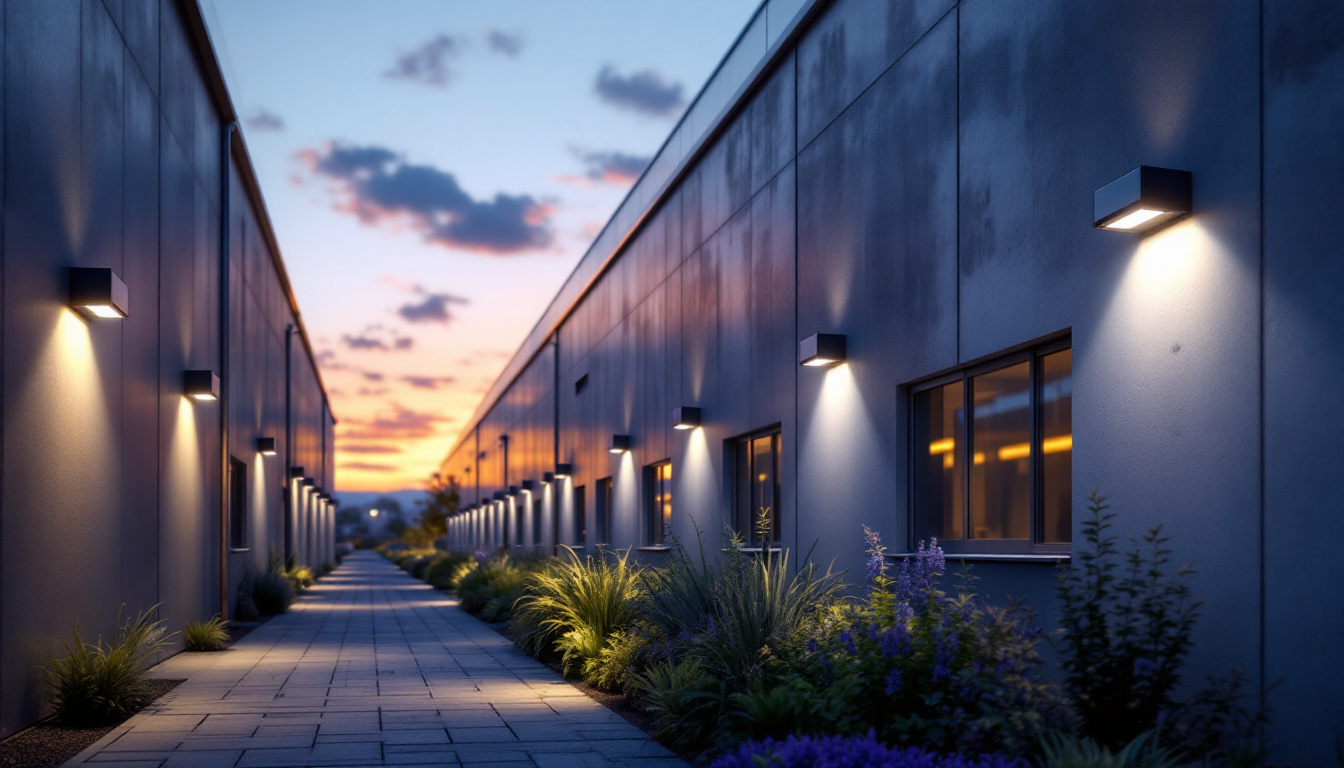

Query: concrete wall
0 0 333 738
441 0 1343 762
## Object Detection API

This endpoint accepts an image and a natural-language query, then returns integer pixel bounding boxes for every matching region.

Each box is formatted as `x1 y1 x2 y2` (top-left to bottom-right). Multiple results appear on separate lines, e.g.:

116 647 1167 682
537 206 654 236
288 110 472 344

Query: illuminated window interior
912 342 1072 552
645 461 672 546
734 429 781 546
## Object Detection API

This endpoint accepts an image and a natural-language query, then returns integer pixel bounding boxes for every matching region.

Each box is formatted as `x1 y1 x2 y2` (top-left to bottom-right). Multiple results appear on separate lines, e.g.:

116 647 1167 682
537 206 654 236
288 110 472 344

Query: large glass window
912 342 1072 553
734 429 781 547
645 461 672 546
533 498 543 549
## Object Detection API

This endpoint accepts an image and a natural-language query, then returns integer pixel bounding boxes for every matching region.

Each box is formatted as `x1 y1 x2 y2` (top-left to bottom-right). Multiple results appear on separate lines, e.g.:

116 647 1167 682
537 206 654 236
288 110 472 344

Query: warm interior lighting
998 443 1032 461
1102 208 1165 230
1044 434 1073 454
942 453 955 469
928 438 955 455
973 452 985 465
988 434 1073 462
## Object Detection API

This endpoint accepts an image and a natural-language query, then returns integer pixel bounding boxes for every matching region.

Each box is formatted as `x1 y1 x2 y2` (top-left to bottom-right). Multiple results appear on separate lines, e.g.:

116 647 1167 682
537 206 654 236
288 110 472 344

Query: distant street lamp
370 509 380 518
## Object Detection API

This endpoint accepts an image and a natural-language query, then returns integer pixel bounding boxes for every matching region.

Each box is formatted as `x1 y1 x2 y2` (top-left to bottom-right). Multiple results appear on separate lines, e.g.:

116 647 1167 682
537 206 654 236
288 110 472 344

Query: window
911 342 1072 553
573 485 587 548
645 461 672 546
595 477 612 545
551 494 561 552
734 429 781 547
533 498 543 548
228 457 247 550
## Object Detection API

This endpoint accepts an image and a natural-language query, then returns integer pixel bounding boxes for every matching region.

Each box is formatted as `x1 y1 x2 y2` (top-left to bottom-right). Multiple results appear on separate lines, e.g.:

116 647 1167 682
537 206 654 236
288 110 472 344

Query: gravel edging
0 679 184 768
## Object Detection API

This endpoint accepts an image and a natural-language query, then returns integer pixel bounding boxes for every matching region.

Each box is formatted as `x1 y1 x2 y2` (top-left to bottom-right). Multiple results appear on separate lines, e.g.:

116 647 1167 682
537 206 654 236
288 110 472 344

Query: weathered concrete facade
442 0 1343 761
0 0 335 737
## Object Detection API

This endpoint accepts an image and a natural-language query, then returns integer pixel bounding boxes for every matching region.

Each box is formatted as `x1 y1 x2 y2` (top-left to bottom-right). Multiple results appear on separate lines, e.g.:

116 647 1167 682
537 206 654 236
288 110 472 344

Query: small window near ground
645 461 672 546
911 340 1072 553
733 429 781 547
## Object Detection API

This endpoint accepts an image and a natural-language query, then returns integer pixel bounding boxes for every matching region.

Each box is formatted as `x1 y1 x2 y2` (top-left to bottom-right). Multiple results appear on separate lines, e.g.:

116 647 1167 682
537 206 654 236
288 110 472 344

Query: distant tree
370 496 405 519
384 516 408 539
336 506 367 539
414 473 459 541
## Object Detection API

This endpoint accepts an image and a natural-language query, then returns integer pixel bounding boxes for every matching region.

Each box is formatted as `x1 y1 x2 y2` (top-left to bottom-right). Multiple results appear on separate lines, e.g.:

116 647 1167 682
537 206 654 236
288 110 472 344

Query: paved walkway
69 552 682 768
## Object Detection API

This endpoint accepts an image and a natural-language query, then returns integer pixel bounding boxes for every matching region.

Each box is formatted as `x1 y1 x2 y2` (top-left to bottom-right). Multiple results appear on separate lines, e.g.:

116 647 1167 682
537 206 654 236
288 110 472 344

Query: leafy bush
586 624 653 693
39 605 172 725
234 592 259 623
709 731 1027 768
184 616 229 651
456 553 533 618
424 552 473 591
630 659 723 749
1055 492 1198 748
286 565 316 593
240 554 296 617
1039 731 1180 768
806 531 1063 757
511 546 644 678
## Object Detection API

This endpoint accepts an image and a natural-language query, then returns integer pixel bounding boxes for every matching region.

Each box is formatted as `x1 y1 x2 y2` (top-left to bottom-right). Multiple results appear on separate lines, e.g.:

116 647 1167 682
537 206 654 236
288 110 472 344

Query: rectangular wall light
610 434 631 454
521 480 537 492
493 491 505 501
799 333 846 367
554 463 573 479
257 437 277 455
302 478 316 487
69 267 129 319
672 406 702 430
508 485 520 495
543 472 555 482
290 466 305 480
184 370 220 401
1094 166 1192 232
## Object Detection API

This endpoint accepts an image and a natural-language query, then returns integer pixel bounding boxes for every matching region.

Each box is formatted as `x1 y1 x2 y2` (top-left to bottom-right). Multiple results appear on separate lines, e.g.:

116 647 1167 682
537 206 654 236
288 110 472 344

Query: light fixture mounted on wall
543 472 555 483
521 480 537 492
507 485 520 496
799 333 846 367
493 491 505 501
1094 166 1192 233
69 267 129 319
672 407 702 430
290 466 305 480
302 478 316 488
609 434 631 454
183 370 220 401
256 437 277 456
554 463 573 479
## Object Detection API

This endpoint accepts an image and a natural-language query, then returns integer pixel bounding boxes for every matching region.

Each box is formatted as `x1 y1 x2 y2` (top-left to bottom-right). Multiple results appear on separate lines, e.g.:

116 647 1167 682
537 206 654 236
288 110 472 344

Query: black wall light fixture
303 478 316 488
70 267 129 319
1094 166 1192 232
493 491 505 501
521 479 537 492
543 472 555 482
290 466 305 480
799 333 846 367
508 485 520 496
610 434 632 454
672 407 702 430
184 370 220 401
554 463 573 479
257 437 278 455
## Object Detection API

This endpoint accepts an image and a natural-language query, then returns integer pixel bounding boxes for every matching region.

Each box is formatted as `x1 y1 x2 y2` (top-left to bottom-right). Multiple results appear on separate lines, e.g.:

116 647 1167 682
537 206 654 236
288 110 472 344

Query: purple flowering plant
709 731 1027 768
803 530 1064 757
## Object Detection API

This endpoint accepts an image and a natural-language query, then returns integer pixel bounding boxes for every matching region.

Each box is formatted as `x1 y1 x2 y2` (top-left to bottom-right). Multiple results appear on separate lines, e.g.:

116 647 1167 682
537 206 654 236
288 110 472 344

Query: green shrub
424 552 472 591
234 592 259 623
184 616 229 652
511 546 644 677
1055 492 1198 748
456 554 527 616
629 659 723 749
1040 731 1180 768
286 565 316 593
39 605 172 725
241 562 295 617
586 624 653 693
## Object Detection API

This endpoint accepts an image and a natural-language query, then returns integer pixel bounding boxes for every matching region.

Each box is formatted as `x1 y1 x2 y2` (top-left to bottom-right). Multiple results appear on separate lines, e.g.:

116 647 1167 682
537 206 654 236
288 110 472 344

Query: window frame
594 477 612 546
573 485 587 548
732 425 782 548
907 338 1072 556
644 460 672 547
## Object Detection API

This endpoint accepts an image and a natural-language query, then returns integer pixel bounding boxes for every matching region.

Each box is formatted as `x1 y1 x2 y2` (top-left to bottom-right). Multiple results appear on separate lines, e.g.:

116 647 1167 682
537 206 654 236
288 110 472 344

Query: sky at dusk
202 1 760 493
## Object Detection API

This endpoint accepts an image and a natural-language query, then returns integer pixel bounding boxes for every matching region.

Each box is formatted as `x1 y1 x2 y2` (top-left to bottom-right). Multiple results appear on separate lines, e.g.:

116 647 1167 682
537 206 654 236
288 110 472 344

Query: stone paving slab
67 552 682 768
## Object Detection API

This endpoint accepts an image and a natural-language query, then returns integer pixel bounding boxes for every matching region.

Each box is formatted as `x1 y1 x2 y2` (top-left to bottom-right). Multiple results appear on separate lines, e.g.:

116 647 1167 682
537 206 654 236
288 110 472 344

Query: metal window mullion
962 373 973 541
1030 353 1043 546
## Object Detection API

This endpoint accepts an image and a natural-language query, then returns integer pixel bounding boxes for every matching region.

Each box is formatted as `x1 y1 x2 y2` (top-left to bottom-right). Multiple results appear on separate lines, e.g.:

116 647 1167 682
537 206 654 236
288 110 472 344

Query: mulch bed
0 679 183 768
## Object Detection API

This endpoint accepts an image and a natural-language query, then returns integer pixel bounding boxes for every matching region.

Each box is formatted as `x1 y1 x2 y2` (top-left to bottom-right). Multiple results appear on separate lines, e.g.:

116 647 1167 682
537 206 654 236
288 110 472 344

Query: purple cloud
385 34 465 87
595 65 684 117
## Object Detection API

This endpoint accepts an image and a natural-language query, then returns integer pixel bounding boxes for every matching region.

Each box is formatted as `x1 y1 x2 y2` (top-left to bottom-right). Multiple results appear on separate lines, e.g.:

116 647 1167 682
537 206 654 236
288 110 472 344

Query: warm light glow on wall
69 267 129 319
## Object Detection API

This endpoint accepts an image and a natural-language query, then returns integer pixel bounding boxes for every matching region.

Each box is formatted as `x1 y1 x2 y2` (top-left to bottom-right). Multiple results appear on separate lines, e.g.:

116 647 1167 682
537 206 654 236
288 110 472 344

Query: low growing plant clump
709 731 1026 768
39 605 172 725
184 615 230 651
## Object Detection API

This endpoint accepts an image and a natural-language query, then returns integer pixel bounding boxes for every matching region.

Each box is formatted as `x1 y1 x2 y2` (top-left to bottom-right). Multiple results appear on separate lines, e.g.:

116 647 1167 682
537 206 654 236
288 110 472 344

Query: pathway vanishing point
69 552 684 768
